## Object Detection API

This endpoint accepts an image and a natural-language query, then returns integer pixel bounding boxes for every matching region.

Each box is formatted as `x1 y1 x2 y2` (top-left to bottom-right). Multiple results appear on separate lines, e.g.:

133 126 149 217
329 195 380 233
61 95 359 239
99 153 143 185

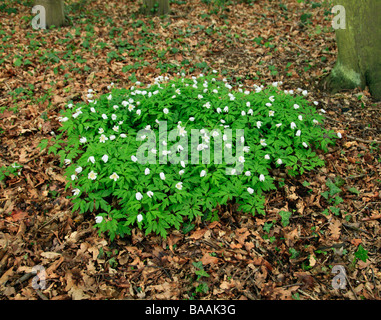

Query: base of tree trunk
34 0 65 28
141 0 169 16
320 61 364 94
320 62 381 101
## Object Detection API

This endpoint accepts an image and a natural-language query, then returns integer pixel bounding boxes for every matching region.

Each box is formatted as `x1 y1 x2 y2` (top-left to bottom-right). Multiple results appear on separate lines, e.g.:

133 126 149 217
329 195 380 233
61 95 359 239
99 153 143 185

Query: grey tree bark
142 0 170 16
321 0 381 101
34 0 65 28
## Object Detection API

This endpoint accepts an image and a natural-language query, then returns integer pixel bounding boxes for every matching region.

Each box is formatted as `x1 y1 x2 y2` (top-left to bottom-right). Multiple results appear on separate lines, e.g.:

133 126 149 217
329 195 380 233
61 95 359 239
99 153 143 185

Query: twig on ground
346 135 381 144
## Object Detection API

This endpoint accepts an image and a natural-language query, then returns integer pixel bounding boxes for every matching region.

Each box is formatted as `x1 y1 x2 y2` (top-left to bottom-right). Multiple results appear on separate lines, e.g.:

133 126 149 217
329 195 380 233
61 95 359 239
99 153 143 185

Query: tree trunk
321 0 381 101
142 0 170 16
34 0 65 28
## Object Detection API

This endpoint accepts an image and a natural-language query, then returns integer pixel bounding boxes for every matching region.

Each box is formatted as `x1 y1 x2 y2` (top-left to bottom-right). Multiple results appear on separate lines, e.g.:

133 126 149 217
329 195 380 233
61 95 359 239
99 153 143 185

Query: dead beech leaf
189 228 207 240
351 238 362 246
201 252 219 265
328 218 341 240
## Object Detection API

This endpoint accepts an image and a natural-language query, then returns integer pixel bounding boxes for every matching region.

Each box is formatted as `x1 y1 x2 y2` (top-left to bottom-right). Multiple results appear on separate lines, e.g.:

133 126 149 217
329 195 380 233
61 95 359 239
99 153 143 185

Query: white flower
217 107 222 113
136 109 141 115
320 108 326 114
120 133 127 138
90 107 96 113
313 119 319 124
246 102 251 107
200 170 206 177
290 122 297 129
136 192 143 201
223 106 229 112
137 214 143 223
79 137 87 144
264 154 270 160
241 111 246 116
177 145 184 152
198 94 203 99
302 142 308 148
247 109 253 115
175 182 183 190
88 156 95 164
109 135 116 140
73 111 83 118
147 191 154 198
269 110 275 117
71 174 77 181
75 166 82 174
160 172 165 180
128 105 135 112
245 171 251 176
179 169 184 175
243 146 250 153
256 121 262 129
247 187 254 194
269 96 275 102
238 156 245 163
59 117 69 122
296 130 301 137
107 94 112 100
111 114 117 120
131 155 138 162
102 155 109 163
277 159 283 165
266 103 272 107
275 123 282 128
163 108 169 114
231 168 236 175
298 115 303 121
145 168 150 175
99 134 108 143
197 144 205 151
113 105 119 110
67 103 73 109
98 128 104 134
189 117 195 121
122 101 128 107
259 174 265 182
302 90 308 96
64 159 71 165
88 171 97 180
102 114 108 120
223 134 228 141
337 132 342 138
110 172 119 181
180 160 186 168
72 188 80 196
313 101 319 106
225 143 232 149
95 216 103 224
260 139 267 146
293 104 300 109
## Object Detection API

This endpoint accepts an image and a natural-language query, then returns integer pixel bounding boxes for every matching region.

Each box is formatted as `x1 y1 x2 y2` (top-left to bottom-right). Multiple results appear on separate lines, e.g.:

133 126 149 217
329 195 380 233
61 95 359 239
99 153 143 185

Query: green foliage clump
47 72 339 240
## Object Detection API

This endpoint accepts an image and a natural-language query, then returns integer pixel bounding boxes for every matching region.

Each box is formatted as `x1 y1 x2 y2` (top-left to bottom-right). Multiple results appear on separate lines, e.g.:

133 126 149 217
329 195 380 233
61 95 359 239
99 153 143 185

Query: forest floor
0 0 380 300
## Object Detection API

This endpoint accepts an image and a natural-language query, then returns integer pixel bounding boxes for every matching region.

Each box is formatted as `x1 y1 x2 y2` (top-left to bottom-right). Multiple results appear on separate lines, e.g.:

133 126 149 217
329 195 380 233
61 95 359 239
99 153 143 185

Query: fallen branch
346 135 381 144
361 214 381 222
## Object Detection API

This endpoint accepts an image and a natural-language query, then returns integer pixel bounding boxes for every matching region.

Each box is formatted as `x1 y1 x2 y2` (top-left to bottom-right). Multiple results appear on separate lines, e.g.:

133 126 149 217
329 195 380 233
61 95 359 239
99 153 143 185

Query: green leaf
354 245 368 263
